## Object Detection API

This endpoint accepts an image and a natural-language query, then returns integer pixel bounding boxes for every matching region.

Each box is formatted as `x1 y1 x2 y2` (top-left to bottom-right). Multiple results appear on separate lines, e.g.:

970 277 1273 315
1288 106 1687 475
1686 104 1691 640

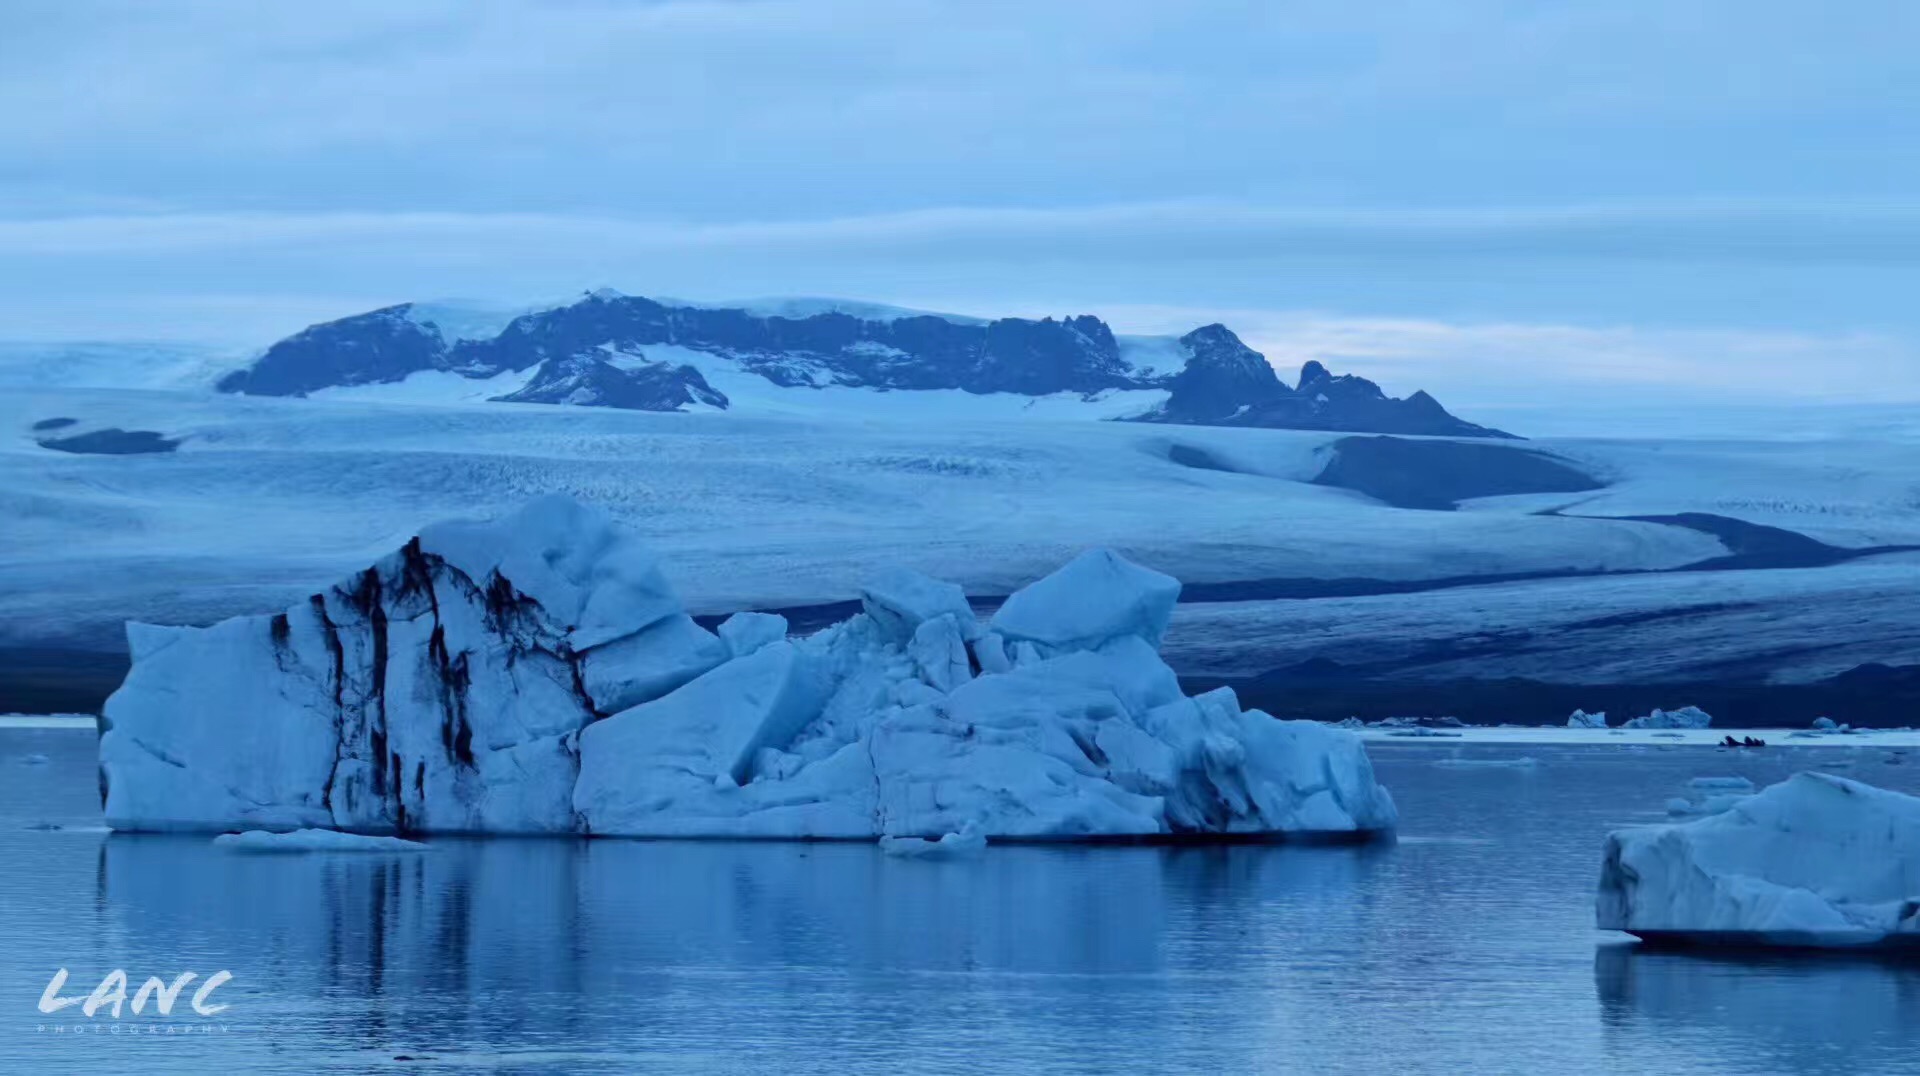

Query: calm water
5 727 1920 1074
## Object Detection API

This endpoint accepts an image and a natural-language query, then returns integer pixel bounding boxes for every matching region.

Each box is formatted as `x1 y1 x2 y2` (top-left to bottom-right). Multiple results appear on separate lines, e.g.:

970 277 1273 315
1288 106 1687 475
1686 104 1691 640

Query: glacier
100 497 1397 842
1598 772 1920 949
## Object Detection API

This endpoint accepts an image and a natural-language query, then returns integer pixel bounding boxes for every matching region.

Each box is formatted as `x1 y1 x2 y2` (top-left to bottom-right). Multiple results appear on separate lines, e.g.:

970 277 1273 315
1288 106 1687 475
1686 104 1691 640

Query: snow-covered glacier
1597 772 1920 949
100 497 1397 841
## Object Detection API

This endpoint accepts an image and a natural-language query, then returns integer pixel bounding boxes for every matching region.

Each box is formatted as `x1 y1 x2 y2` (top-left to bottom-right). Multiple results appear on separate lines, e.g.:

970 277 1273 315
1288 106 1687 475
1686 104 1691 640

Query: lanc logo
39 969 232 1019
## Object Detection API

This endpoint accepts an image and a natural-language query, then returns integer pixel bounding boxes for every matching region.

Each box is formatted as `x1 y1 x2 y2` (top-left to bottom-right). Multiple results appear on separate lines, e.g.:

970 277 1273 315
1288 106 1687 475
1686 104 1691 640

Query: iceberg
1567 710 1608 729
102 497 1398 843
1599 772 1920 949
1621 706 1713 730
1664 792 1751 817
1688 776 1755 792
213 829 431 853
879 825 988 859
1431 756 1540 770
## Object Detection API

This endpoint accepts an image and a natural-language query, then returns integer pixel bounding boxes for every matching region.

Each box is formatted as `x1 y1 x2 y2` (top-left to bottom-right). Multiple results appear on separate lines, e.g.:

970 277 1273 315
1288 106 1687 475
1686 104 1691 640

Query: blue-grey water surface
5 727 1920 1074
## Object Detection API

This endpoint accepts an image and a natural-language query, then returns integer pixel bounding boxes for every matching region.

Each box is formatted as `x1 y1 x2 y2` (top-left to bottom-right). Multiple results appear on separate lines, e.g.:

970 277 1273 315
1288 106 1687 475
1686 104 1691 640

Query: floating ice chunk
1812 716 1838 731
1622 706 1713 730
213 829 430 853
1432 756 1540 769
19 753 51 766
1568 710 1608 729
879 825 987 859
1666 792 1751 817
988 548 1180 653
860 568 979 645
717 611 788 659
1600 772 1920 949
1689 776 1756 792
906 614 973 693
1369 716 1466 729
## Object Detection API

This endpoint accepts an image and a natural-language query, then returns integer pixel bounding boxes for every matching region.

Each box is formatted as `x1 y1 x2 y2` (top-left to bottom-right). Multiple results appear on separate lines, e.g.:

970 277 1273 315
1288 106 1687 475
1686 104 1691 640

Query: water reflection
8 740 1918 1072
95 836 1390 1066
1596 942 1920 1073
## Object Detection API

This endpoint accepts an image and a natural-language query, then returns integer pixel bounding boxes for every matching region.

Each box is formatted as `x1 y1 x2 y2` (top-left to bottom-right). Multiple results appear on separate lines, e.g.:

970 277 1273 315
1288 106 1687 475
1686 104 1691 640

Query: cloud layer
1 1 1915 401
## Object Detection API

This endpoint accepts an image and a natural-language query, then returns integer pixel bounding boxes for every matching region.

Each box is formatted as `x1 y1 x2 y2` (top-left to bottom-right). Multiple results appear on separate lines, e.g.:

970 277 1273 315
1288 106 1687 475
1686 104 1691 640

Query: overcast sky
3 0 1917 405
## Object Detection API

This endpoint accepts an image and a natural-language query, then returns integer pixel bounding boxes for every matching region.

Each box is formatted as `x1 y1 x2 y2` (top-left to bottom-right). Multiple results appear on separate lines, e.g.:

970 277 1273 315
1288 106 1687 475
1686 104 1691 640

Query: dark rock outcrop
1147 324 1294 424
217 290 1512 436
491 354 728 411
217 304 442 395
1137 353 1512 438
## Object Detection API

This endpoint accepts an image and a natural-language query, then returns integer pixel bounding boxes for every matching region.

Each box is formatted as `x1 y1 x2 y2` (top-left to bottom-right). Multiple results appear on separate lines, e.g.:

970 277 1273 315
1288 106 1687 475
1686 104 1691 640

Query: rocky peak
1148 325 1290 423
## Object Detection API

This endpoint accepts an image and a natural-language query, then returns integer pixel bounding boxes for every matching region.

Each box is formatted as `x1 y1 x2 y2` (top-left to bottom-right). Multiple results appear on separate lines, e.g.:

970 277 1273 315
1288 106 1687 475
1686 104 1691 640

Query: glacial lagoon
7 726 1920 1074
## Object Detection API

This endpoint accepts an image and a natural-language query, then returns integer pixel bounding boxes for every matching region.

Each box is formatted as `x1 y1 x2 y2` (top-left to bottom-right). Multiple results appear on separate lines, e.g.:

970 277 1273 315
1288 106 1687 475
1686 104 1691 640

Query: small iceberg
1567 710 1608 730
1368 716 1467 730
1664 793 1751 818
1622 706 1713 730
1431 756 1540 770
879 825 988 860
213 829 431 853
1600 772 1920 950
1688 776 1755 792
1664 776 1757 817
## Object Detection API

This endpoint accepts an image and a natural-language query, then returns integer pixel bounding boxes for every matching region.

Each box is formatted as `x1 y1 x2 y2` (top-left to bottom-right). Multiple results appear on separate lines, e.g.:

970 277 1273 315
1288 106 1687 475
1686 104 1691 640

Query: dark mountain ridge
217 291 1512 437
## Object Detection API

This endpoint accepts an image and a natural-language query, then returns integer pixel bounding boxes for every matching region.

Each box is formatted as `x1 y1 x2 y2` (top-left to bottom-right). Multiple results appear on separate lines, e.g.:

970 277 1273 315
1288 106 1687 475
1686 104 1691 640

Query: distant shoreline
9 641 1912 730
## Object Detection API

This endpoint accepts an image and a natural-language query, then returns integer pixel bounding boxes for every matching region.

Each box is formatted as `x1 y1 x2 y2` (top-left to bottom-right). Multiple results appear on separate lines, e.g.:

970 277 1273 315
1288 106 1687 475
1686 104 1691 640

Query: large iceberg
1621 706 1712 730
101 499 1397 842
1598 772 1920 949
